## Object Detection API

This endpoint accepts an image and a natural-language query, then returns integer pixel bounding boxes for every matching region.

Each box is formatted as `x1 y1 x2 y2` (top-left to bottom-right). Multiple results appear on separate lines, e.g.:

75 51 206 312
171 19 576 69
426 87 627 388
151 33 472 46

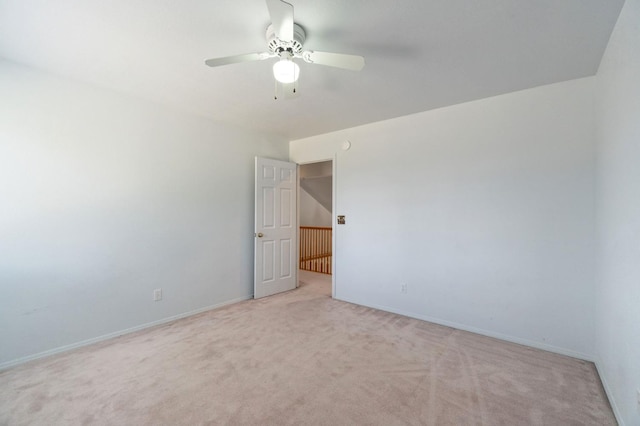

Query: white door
254 157 297 298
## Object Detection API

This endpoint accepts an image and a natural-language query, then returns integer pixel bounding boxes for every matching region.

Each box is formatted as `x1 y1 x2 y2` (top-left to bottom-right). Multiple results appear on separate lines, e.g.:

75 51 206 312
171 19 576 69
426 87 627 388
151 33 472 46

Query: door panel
263 187 275 228
262 240 275 282
255 157 297 298
280 239 292 278
280 188 292 226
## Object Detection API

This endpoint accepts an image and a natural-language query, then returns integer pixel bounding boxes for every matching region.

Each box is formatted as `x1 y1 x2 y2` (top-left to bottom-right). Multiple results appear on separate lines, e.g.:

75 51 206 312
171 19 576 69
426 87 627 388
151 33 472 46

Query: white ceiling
0 0 625 140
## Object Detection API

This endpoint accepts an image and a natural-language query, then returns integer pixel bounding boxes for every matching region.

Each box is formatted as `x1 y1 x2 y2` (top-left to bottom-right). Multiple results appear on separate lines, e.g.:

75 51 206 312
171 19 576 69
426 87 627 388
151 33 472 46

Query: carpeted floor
0 271 616 425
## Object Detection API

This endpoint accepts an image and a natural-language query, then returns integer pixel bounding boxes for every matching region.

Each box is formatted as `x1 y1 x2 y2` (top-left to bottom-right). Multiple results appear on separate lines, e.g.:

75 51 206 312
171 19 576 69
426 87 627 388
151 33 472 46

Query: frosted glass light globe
273 59 300 83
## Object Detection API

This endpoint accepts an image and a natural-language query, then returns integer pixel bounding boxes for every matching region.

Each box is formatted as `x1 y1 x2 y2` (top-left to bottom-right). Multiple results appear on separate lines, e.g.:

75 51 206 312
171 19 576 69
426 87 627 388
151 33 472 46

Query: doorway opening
298 160 333 296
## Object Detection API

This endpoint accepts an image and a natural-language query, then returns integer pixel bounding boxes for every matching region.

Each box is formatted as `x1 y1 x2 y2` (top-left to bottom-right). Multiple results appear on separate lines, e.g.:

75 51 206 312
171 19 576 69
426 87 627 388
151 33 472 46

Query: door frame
296 155 337 297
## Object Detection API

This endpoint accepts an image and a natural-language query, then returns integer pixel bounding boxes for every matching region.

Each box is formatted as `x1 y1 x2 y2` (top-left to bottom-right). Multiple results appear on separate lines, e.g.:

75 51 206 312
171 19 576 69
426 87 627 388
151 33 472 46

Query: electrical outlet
153 288 162 301
401 283 408 294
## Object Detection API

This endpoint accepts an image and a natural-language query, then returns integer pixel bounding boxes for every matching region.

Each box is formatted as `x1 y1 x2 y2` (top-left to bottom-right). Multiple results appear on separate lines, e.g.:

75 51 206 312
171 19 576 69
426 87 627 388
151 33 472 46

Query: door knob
256 233 264 238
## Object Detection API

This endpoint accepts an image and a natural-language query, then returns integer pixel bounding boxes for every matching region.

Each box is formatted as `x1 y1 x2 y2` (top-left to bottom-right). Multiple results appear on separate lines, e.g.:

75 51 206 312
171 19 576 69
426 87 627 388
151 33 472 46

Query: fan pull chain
293 60 297 93
274 78 278 100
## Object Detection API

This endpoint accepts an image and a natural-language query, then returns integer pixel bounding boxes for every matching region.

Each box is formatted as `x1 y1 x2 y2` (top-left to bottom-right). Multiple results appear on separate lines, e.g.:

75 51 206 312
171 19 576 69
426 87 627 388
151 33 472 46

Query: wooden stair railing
299 226 332 274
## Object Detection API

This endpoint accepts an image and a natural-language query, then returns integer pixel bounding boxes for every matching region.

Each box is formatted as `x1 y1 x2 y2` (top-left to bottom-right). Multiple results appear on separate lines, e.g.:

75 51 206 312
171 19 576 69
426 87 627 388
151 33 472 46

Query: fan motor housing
266 23 306 54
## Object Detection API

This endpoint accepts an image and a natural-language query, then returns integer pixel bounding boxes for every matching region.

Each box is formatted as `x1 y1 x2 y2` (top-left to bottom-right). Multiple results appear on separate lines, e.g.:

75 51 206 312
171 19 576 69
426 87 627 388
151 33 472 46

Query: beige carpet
1 272 616 425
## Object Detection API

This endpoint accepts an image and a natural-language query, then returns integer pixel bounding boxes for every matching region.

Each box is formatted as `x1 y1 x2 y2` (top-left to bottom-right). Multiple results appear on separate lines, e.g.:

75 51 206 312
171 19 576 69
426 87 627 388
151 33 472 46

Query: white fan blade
302 51 365 71
205 52 271 67
266 0 294 42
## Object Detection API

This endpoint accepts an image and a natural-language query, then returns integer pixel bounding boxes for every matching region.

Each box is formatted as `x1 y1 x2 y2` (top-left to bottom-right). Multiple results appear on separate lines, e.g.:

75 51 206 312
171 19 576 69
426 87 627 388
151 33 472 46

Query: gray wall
595 0 640 424
299 161 332 227
291 77 597 359
0 60 289 366
299 188 332 227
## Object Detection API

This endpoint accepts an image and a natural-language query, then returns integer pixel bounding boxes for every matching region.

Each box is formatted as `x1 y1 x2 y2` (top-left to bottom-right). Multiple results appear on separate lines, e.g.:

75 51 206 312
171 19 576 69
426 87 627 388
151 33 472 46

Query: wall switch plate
153 288 162 301
401 283 408 294
637 388 640 407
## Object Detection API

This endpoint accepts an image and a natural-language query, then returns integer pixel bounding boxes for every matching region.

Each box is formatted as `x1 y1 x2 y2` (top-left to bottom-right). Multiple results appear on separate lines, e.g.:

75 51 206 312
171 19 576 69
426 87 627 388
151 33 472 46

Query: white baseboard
334 295 595 362
0 294 253 371
594 358 625 426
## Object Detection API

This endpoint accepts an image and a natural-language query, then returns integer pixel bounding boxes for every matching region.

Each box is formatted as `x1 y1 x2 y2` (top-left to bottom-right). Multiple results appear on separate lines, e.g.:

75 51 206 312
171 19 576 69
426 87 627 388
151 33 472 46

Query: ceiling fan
204 0 365 98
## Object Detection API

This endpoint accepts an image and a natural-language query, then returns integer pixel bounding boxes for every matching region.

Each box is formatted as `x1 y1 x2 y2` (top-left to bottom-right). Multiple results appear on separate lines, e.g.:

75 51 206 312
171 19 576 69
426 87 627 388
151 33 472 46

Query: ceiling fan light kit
204 0 365 99
273 57 299 83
